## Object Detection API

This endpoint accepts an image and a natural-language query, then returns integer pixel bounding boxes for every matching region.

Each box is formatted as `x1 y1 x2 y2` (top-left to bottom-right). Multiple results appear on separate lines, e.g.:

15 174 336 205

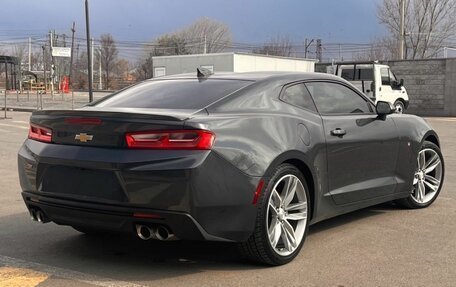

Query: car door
379 67 402 104
305 81 399 205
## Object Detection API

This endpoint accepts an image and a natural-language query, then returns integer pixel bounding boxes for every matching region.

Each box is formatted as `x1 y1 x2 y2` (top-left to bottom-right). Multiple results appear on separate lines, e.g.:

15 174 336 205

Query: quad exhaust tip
29 208 49 223
135 224 177 241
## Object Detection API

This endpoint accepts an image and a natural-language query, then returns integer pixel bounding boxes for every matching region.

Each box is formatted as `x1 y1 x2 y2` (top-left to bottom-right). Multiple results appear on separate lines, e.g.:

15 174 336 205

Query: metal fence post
2 90 6 119
36 90 39 110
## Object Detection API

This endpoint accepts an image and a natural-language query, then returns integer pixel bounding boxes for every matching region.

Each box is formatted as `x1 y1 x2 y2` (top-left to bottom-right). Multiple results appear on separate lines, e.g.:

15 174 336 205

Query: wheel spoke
286 211 307 221
282 220 297 251
282 176 297 207
286 202 306 211
271 189 282 207
268 217 281 248
418 181 426 202
413 175 419 185
424 175 440 192
424 157 441 174
418 152 426 169
269 202 278 215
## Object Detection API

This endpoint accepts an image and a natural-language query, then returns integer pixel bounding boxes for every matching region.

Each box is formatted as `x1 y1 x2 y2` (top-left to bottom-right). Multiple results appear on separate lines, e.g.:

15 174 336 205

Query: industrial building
152 52 316 77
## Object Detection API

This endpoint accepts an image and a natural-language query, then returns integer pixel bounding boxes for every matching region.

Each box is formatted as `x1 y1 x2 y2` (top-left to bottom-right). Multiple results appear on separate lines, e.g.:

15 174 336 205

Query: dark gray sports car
18 71 444 265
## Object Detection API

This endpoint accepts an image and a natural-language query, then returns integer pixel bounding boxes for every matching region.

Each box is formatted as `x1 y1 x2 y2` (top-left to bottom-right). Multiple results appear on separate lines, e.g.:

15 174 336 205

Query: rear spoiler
31 107 207 122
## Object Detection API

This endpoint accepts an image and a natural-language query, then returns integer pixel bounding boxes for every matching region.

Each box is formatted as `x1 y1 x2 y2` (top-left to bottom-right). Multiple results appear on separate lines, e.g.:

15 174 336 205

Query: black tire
394 100 405 114
239 164 310 265
396 141 444 209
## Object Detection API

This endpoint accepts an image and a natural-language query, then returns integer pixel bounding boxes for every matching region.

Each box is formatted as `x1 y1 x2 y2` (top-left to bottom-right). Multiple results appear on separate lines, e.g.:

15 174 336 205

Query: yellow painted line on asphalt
0 255 147 287
0 266 49 287
0 123 28 130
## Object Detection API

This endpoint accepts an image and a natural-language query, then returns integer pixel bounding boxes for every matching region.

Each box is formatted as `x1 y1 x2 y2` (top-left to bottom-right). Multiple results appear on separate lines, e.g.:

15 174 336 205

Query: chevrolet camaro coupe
18 70 444 265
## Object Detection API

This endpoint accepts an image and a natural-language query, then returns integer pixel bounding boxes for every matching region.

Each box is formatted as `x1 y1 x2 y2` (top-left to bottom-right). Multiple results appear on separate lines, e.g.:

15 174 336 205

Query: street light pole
85 0 93 102
399 0 406 60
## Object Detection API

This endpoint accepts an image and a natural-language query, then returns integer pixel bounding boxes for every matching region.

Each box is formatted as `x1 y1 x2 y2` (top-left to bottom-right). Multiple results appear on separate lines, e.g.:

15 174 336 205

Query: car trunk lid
30 108 200 148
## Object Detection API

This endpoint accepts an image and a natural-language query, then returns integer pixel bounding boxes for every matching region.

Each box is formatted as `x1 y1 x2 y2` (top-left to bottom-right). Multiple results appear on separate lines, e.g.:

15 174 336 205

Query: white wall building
152 52 316 77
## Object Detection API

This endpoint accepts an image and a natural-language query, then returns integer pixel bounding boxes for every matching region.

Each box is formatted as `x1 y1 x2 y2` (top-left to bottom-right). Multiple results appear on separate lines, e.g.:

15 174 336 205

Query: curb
0 107 37 112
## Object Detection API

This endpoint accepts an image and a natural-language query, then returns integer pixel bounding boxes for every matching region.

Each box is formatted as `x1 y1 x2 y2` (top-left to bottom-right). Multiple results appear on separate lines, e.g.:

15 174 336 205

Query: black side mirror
376 101 395 116
399 79 404 86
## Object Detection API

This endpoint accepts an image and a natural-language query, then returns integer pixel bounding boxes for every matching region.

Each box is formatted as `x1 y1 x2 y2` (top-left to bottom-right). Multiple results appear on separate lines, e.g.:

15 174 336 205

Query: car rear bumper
22 191 230 241
18 139 261 242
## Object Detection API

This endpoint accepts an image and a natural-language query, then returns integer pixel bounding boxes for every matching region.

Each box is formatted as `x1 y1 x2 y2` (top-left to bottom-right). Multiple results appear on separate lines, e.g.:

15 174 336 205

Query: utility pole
69 22 75 90
304 39 314 59
204 35 207 54
28 37 31 71
49 30 55 97
99 52 102 90
91 37 94 90
69 22 76 109
316 39 322 62
85 0 93 102
42 45 47 93
399 0 406 59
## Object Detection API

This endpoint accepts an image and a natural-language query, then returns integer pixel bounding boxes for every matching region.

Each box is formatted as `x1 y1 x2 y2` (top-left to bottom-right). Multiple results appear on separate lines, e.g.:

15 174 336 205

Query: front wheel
239 164 310 265
394 100 405 114
397 141 444 208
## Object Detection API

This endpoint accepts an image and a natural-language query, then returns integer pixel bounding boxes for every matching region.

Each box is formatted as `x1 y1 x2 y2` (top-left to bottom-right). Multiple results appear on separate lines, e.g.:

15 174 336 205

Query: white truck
330 61 409 113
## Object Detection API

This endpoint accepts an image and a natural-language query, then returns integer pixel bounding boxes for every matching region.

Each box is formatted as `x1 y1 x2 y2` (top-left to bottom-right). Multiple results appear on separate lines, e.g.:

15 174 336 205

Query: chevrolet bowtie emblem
75 133 94 142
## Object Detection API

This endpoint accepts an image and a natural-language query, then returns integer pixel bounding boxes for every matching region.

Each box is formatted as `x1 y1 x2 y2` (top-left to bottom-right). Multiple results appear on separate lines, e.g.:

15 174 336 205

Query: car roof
152 71 343 83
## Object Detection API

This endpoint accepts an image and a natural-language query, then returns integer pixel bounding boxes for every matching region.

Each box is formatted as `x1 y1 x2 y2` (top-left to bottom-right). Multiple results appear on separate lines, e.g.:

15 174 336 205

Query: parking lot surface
0 111 455 287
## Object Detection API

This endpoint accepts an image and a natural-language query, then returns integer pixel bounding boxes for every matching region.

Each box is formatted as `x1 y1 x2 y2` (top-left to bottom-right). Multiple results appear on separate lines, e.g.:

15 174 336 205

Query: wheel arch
423 132 440 147
263 151 317 220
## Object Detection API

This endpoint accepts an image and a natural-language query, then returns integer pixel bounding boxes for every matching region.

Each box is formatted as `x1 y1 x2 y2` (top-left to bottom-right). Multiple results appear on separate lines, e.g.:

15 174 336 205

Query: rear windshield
93 79 252 109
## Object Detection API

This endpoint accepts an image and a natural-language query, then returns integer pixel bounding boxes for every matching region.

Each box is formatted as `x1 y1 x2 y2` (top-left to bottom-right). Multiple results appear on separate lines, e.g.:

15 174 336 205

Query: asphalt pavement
0 111 455 287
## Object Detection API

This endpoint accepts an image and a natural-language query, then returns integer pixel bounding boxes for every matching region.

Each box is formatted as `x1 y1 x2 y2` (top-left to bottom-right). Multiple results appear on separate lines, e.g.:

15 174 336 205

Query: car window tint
381 68 390 85
94 79 252 110
305 82 371 114
281 83 316 112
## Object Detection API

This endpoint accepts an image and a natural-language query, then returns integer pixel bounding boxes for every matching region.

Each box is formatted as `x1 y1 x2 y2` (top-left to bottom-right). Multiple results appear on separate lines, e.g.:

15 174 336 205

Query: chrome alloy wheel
412 148 443 204
266 174 308 256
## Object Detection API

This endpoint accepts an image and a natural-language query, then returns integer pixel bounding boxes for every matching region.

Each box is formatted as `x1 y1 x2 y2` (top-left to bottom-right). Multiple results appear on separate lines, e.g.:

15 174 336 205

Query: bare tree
97 34 118 89
378 0 456 59
134 53 153 81
253 35 294 57
179 17 232 54
353 37 399 61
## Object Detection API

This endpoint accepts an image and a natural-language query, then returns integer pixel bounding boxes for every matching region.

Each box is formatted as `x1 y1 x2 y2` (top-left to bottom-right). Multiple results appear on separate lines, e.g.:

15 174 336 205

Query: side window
305 82 372 114
380 68 390 86
389 69 397 83
281 83 317 112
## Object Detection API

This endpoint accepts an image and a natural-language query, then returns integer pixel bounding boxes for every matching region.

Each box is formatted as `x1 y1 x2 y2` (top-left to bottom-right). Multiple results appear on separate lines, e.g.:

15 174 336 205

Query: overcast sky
1 0 385 43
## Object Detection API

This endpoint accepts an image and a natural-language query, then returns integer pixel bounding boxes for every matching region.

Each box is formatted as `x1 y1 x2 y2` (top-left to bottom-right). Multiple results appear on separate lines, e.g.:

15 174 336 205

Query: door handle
331 128 346 136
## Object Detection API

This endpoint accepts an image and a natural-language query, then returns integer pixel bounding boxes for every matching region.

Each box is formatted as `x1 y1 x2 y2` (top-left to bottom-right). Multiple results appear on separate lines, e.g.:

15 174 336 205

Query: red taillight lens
28 124 52 143
125 130 215 150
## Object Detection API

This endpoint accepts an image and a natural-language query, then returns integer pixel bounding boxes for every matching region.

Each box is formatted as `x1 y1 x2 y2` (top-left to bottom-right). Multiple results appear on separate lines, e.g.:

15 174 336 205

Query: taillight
29 124 52 143
125 130 215 150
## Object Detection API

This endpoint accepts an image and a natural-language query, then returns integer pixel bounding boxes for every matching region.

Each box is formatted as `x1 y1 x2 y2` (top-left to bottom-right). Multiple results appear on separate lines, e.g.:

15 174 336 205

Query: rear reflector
29 124 52 143
125 130 215 150
252 179 265 205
